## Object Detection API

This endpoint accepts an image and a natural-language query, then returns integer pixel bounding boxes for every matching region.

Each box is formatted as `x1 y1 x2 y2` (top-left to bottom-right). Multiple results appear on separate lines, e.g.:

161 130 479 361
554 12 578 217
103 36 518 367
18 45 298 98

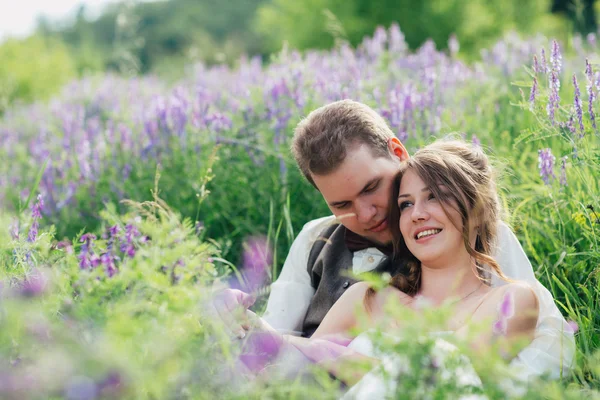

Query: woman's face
397 169 474 268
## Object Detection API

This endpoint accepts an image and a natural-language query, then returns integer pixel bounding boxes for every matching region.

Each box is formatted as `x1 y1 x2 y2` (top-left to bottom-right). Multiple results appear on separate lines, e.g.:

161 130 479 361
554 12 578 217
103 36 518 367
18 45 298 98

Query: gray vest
301 223 407 337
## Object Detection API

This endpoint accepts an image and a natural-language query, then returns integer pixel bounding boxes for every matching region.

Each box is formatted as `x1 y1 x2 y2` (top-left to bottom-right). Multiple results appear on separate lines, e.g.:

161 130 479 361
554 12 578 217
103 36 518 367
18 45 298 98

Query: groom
215 99 574 378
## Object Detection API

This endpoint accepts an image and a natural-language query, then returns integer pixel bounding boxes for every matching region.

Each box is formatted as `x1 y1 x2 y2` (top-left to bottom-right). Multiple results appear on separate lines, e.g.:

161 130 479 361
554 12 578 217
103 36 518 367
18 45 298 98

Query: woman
242 140 539 390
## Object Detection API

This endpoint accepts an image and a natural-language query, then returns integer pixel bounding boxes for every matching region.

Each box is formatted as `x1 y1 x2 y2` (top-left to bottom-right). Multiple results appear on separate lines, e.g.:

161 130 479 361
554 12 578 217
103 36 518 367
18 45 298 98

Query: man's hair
291 99 396 187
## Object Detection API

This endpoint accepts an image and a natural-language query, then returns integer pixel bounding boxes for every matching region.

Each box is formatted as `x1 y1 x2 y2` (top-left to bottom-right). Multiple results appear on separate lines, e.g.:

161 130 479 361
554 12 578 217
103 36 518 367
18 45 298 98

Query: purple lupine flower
540 48 548 74
585 59 597 130
388 22 407 54
79 233 98 270
97 371 123 396
19 268 48 297
241 235 273 293
532 55 540 74
101 225 120 277
567 320 579 333
239 330 284 373
550 40 562 74
529 77 538 109
573 75 585 134
472 135 481 148
538 148 556 185
492 290 514 336
120 224 140 258
27 194 44 242
560 157 568 186
547 71 560 125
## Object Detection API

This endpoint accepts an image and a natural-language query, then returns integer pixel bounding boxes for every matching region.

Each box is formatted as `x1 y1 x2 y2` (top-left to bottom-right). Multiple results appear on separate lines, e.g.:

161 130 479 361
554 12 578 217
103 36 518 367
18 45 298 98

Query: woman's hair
368 139 508 303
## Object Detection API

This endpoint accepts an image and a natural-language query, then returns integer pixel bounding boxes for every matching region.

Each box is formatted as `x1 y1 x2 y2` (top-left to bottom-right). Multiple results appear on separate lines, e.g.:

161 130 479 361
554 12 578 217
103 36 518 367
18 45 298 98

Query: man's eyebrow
328 178 380 207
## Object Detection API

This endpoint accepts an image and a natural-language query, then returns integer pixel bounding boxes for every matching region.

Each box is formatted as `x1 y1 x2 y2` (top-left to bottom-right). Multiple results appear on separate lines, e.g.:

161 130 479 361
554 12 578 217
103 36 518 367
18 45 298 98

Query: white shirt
263 215 575 379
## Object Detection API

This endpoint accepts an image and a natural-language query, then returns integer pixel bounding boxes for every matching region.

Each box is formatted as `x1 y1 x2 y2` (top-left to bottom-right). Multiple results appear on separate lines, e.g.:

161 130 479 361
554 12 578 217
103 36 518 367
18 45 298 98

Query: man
215 99 574 379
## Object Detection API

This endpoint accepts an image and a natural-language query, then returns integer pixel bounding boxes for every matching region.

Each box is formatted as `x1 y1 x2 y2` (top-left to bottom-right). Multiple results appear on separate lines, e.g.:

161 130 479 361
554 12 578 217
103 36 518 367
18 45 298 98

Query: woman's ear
388 137 410 161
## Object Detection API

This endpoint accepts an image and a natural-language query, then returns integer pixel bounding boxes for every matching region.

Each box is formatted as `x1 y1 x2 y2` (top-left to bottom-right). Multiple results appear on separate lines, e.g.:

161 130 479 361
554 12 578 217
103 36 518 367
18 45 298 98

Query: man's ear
388 137 410 161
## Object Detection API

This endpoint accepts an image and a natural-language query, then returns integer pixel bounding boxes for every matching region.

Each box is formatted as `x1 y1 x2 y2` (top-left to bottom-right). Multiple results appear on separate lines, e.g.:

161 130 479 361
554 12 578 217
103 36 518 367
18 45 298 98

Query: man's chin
365 231 393 246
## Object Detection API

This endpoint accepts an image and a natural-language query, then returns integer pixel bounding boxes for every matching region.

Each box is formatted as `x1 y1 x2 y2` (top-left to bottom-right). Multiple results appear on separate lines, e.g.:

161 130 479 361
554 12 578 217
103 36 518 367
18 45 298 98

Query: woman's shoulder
473 281 539 323
491 282 539 309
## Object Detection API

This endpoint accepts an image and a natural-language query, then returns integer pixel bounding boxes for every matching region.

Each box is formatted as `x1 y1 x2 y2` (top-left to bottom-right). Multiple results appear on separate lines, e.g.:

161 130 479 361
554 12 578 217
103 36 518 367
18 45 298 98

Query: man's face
312 142 405 245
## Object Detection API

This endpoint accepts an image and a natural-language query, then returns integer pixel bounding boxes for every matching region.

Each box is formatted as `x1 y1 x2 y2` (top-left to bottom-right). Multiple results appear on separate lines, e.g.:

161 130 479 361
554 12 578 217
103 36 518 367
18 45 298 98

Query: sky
0 0 119 41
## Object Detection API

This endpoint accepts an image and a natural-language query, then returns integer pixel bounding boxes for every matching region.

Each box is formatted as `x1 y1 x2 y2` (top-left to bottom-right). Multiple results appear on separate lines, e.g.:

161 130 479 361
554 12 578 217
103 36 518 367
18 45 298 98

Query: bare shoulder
495 282 539 312
471 281 539 323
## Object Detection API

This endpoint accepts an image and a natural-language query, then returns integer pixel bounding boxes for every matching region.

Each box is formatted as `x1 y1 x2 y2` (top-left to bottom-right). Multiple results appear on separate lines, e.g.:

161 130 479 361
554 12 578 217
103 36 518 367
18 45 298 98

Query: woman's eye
399 201 412 211
428 193 436 201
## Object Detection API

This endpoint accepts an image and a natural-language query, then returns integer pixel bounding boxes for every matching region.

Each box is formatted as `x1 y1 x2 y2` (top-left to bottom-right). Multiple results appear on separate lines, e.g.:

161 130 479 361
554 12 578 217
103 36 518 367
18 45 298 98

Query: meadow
0 24 599 398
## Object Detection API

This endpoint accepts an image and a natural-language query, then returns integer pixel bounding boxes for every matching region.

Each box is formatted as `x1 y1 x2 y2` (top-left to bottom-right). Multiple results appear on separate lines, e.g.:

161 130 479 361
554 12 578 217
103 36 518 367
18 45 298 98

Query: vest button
368 256 375 263
343 281 350 289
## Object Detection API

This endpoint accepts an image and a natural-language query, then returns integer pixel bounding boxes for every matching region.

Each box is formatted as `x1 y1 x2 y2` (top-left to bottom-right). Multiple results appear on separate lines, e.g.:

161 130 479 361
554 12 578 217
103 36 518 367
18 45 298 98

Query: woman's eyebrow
398 187 429 198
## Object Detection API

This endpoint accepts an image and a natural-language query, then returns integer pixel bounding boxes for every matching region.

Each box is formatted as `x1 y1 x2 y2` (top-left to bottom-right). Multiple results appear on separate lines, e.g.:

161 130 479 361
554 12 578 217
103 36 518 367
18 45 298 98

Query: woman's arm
311 281 373 338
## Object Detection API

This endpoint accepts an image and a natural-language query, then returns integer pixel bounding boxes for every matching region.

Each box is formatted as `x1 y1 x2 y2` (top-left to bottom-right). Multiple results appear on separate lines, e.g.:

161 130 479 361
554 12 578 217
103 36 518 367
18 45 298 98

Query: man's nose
355 200 377 224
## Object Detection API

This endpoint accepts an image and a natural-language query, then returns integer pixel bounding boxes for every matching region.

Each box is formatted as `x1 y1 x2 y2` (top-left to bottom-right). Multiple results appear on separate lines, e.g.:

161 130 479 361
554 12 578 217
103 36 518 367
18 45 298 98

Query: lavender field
0 25 599 398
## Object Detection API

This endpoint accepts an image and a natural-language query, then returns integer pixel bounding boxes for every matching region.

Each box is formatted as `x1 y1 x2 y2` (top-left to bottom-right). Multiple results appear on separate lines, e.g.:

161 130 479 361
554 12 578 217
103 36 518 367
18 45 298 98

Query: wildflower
388 23 407 54
567 320 579 334
529 77 537 109
540 48 548 74
532 55 540 74
239 330 284 373
19 268 48 297
241 236 273 293
79 233 99 270
493 290 514 336
573 75 585 134
550 40 562 74
560 157 568 186
538 148 556 185
585 60 597 130
27 194 44 242
547 71 560 125
472 135 481 148
120 224 140 258
55 240 74 254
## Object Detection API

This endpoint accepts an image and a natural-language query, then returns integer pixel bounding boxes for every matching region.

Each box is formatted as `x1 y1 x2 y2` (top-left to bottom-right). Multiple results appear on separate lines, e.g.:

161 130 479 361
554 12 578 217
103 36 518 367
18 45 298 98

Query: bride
242 140 539 393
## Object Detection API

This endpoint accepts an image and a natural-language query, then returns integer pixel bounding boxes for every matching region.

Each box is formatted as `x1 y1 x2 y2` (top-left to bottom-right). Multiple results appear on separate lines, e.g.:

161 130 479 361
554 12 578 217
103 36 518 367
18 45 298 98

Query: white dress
341 331 486 400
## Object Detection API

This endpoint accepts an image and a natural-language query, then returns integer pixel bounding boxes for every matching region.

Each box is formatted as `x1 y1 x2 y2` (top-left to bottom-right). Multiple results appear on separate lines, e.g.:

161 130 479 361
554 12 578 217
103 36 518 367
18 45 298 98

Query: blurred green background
0 0 598 114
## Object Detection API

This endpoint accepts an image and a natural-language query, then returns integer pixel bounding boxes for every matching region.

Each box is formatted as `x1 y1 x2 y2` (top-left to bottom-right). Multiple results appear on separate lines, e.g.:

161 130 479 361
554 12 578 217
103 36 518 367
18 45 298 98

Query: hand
210 288 256 338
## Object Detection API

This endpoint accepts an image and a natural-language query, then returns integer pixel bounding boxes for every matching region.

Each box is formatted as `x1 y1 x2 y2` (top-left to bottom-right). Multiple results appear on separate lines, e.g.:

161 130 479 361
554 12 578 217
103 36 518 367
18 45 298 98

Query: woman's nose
411 202 429 222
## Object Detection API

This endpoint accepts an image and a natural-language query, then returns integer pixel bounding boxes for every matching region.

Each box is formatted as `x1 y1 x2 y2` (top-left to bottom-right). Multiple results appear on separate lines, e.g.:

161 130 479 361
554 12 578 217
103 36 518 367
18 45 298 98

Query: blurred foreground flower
240 235 272 293
19 268 49 297
493 290 514 336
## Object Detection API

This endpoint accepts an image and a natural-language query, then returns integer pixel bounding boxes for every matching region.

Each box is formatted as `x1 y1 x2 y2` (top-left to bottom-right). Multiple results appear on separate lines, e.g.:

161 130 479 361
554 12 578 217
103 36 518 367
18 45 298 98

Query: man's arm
493 222 576 378
262 216 335 334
